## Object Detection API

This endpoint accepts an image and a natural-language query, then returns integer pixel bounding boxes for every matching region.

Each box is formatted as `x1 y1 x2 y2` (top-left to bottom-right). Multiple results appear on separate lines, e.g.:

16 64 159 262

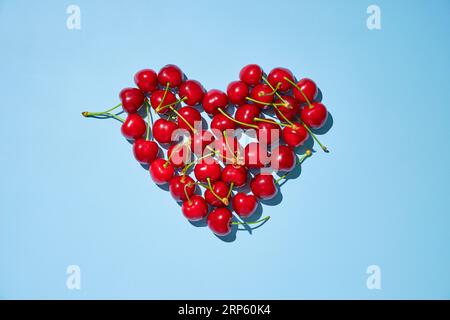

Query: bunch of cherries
83 64 330 237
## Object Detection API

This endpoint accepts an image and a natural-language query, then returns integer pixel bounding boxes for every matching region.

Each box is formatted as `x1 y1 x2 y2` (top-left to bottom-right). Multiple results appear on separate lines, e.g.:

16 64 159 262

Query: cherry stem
283 77 312 107
232 216 270 225
275 150 312 184
272 104 295 127
81 102 122 117
245 97 285 107
206 146 236 163
218 108 258 129
226 182 234 198
262 76 287 105
145 102 151 141
222 130 241 162
184 182 192 203
155 97 186 113
253 117 292 128
169 104 197 133
207 177 228 205
155 82 170 113
302 124 329 153
181 151 215 175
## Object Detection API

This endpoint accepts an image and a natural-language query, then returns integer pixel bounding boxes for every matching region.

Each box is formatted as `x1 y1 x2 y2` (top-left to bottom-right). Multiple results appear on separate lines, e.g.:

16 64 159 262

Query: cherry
234 104 260 129
190 130 215 156
250 174 277 200
179 80 204 106
177 106 201 132
207 207 233 236
169 174 196 201
202 89 229 115
267 67 294 92
239 64 263 86
194 157 222 183
204 180 230 207
152 118 178 144
134 69 158 94
274 95 300 121
282 122 309 148
243 142 269 168
121 114 146 140
119 88 145 114
300 102 328 129
256 121 281 146
227 81 249 106
293 78 318 104
211 114 236 134
149 158 175 185
133 139 159 164
232 193 257 218
271 145 296 172
182 195 208 221
150 89 178 114
167 143 191 168
249 84 274 109
221 164 247 187
157 64 183 88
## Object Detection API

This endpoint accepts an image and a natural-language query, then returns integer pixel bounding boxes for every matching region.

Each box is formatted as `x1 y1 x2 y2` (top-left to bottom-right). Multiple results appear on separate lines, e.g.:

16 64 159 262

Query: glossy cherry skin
282 122 309 148
232 193 257 218
177 106 201 132
119 88 145 114
121 114 147 140
134 69 158 94
204 181 230 207
271 145 296 172
182 195 208 221
152 118 178 144
267 67 294 92
239 64 263 86
194 157 222 183
167 143 191 168
235 104 260 129
149 89 177 114
207 207 233 236
250 174 277 200
190 130 215 156
169 175 196 202
221 164 247 187
244 142 269 168
202 89 229 115
157 64 183 88
249 83 274 109
293 78 318 104
227 81 249 106
211 114 236 134
133 139 159 164
274 95 300 121
149 158 175 185
256 121 281 146
179 80 204 106
300 102 328 129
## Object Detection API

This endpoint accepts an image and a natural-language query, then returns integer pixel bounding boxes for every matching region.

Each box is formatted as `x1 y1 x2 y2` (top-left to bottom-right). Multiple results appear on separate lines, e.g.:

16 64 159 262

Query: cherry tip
82 111 89 117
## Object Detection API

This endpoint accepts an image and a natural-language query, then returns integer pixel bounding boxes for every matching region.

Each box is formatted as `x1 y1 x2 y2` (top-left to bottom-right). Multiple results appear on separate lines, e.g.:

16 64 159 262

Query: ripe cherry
133 139 159 164
182 195 208 221
249 84 274 109
271 145 296 172
202 89 229 115
194 157 222 183
221 164 247 187
267 67 294 92
134 69 158 94
274 95 300 121
119 88 145 114
211 114 236 134
207 207 233 236
190 130 215 156
227 81 249 106
293 78 318 104
256 121 281 146
149 158 175 185
244 142 269 168
300 102 328 129
169 175 196 201
150 89 177 114
204 180 230 207
179 80 204 106
250 174 277 200
121 114 146 140
282 122 309 148
167 143 191 168
239 64 263 86
232 193 257 218
152 118 178 144
158 64 183 88
177 106 201 132
234 104 260 129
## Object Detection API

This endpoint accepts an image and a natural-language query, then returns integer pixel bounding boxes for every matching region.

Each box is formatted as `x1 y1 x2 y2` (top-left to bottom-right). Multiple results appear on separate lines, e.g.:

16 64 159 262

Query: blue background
1 0 449 299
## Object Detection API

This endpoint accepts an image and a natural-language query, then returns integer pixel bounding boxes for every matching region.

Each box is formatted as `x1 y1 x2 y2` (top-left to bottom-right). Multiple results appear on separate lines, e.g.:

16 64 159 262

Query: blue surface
1 0 449 299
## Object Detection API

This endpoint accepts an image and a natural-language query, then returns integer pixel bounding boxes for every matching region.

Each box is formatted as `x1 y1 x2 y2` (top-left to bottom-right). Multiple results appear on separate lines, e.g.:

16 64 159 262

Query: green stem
81 102 122 117
226 182 234 198
262 76 287 105
283 76 312 107
275 150 312 184
254 117 292 128
145 102 151 141
232 216 270 225
302 124 329 153
181 151 215 175
207 177 228 205
218 108 258 129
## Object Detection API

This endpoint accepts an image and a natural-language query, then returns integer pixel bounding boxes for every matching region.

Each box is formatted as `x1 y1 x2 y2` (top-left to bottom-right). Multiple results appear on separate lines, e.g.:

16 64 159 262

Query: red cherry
250 174 277 200
157 64 183 88
204 180 230 207
149 89 178 115
271 145 296 172
134 69 158 94
232 193 257 218
194 157 222 183
282 122 309 148
207 207 233 236
133 139 159 164
256 121 281 146
244 142 269 168
293 78 318 104
300 102 328 129
211 114 237 134
249 84 274 109
149 158 175 185
190 130 215 156
182 195 208 221
169 175 196 201
221 164 247 187
152 118 178 144
234 104 260 129
119 88 145 114
177 106 201 132
267 67 294 92
202 89 229 115
121 114 146 140
167 143 191 168
239 64 263 86
227 81 249 106
274 95 300 121
179 80 205 106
